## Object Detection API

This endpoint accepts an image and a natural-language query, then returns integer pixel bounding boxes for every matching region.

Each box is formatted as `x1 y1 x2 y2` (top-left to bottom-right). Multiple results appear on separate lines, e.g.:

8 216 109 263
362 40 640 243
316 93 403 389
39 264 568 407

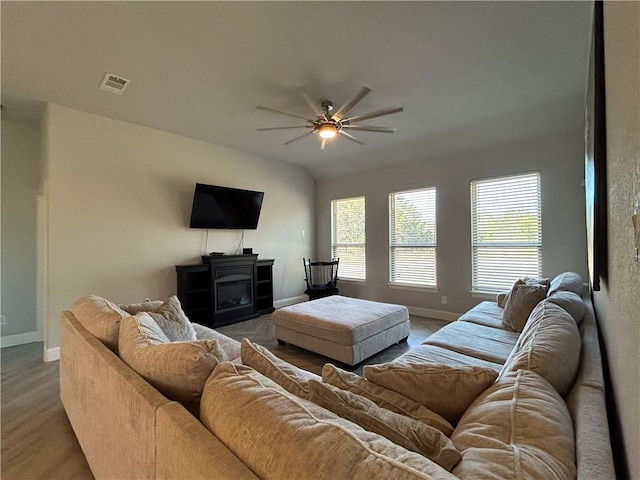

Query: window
471 172 542 292
389 187 437 287
331 196 366 280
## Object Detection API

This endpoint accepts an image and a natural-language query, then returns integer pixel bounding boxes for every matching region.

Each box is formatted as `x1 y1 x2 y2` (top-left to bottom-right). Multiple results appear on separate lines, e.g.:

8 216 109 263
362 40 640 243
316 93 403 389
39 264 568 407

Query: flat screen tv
189 183 264 229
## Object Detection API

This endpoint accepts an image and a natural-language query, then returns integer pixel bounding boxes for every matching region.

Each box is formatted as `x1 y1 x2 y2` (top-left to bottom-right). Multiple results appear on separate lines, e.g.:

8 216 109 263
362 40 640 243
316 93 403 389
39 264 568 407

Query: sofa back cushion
240 339 320 399
546 290 586 325
200 362 457 480
71 295 129 352
363 363 498 425
322 364 453 435
500 301 581 396
548 271 583 296
451 370 575 480
307 380 461 471
118 313 228 416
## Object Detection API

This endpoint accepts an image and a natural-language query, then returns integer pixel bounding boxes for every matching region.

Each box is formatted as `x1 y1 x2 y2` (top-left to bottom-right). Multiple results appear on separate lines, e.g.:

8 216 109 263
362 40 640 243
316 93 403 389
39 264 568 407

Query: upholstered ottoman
272 295 410 365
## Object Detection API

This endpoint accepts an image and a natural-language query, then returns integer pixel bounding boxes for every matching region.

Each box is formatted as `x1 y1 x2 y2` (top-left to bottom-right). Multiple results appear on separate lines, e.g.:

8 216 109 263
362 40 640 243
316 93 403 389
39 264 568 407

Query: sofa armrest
60 311 170 479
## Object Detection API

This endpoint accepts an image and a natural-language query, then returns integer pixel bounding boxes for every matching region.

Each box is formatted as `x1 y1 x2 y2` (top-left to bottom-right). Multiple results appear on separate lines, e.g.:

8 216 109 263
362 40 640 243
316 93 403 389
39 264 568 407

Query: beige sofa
59 272 615 479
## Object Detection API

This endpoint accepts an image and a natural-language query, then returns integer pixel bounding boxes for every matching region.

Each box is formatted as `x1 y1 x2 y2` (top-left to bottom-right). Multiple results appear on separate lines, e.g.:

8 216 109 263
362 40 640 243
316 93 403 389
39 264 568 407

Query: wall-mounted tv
189 183 264 230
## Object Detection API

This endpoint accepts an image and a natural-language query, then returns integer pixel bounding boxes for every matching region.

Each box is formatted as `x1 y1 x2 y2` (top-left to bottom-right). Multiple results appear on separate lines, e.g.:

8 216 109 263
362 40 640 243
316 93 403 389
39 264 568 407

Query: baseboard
273 295 307 309
43 347 60 362
407 306 461 323
0 331 41 348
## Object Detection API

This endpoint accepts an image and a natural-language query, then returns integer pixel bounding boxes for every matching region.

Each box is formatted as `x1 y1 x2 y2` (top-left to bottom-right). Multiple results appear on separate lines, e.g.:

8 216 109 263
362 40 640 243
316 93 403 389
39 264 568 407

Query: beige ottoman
272 295 410 365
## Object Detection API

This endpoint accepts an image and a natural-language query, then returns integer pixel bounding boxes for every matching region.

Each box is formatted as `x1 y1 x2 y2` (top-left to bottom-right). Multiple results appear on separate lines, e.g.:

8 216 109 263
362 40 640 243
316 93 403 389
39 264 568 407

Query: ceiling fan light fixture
318 123 338 139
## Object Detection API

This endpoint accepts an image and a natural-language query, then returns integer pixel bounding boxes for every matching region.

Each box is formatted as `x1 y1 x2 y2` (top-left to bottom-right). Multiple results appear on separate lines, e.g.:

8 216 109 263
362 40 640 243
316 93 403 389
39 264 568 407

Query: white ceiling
1 1 593 180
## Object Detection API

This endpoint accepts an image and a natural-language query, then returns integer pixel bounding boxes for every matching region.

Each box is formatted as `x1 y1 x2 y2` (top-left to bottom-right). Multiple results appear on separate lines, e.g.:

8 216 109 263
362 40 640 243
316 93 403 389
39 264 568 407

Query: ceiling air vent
100 73 131 95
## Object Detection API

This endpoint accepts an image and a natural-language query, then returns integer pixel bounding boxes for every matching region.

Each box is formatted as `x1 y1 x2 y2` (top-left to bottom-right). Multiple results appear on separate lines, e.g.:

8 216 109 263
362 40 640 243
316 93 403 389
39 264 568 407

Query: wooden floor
1 314 447 479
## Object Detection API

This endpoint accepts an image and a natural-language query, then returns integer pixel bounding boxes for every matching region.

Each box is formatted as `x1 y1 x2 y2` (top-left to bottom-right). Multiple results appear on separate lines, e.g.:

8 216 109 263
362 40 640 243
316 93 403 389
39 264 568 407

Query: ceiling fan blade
340 125 396 133
283 130 315 145
256 105 311 122
338 130 364 145
332 87 371 121
342 106 403 124
257 126 312 131
320 138 327 150
301 91 325 120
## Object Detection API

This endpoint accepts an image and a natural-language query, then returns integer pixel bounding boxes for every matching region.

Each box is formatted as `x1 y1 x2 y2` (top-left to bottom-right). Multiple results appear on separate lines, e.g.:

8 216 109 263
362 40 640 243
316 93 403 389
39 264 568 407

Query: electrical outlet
301 230 305 237
0 315 6 325
441 296 447 305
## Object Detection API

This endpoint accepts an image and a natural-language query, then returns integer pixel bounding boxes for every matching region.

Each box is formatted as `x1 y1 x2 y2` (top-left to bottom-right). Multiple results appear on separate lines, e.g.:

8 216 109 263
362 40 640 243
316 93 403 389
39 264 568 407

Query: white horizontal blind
389 187 437 287
471 173 541 292
331 196 366 280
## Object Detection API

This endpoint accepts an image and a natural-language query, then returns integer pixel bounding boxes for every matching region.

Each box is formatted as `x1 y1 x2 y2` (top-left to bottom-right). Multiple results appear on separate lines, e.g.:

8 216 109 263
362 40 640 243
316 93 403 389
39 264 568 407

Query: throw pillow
363 363 498 424
496 290 510 308
122 295 197 342
118 313 228 416
307 380 461 472
71 295 129 352
451 370 575 480
499 300 581 396
240 339 320 399
546 290 586 325
322 363 453 435
200 362 451 480
502 277 549 332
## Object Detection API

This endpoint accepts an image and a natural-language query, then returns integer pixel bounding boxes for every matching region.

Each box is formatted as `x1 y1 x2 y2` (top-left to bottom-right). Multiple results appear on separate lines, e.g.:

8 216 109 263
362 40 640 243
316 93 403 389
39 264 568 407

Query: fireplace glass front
215 266 253 313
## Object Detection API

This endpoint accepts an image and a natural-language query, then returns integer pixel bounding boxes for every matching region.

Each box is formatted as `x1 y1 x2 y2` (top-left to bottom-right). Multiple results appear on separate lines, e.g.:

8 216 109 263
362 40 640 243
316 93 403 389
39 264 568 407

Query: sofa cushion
121 295 197 342
363 363 498 424
322 363 453 435
423 321 519 364
500 301 581 396
457 301 507 330
241 338 320 399
71 295 129 352
548 271 583 296
398 343 502 372
118 313 228 416
546 290 586 325
451 370 575 480
307 380 461 472
502 277 548 332
200 362 457 480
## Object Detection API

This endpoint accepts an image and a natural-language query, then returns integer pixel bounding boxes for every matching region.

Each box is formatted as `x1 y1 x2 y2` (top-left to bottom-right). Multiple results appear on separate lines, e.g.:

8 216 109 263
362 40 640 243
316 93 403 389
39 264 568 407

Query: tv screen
189 183 264 229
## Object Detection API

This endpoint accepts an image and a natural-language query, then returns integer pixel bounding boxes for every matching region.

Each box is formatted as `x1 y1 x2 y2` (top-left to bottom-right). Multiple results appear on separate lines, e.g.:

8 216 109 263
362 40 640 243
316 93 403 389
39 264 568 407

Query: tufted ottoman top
272 296 409 346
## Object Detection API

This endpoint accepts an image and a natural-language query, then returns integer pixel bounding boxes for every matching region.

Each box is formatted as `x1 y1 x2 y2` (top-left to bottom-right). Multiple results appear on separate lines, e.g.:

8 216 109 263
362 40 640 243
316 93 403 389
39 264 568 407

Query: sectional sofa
59 272 615 479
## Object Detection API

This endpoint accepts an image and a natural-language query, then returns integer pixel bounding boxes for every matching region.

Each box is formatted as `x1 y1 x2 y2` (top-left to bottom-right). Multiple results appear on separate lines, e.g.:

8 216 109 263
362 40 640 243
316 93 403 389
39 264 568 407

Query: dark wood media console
176 255 275 327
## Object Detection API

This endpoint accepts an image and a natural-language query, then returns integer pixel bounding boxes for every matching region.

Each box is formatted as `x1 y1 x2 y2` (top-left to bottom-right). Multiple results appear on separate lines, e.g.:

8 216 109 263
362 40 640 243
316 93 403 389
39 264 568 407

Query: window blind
331 196 366 280
389 187 437 287
471 173 541 292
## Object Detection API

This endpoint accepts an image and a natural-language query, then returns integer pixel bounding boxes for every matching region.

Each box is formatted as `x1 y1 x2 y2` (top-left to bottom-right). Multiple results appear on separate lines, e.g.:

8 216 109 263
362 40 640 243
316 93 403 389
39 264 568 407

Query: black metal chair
303 258 339 301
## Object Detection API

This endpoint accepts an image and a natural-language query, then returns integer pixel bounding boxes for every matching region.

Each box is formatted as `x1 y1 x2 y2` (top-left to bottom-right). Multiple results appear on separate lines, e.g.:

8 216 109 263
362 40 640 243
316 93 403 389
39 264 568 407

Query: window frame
330 196 366 281
388 186 437 289
470 172 542 293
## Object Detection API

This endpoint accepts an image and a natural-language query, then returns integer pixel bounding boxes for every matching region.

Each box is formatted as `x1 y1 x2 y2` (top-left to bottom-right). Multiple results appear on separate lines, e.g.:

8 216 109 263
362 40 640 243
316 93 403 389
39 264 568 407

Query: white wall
43 103 315 349
593 3 640 478
1 119 42 344
316 133 588 317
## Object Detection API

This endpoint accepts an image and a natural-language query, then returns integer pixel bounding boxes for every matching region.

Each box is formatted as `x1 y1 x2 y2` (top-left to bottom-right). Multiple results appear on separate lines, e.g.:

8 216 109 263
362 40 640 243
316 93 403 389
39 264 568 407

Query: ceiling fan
256 87 403 150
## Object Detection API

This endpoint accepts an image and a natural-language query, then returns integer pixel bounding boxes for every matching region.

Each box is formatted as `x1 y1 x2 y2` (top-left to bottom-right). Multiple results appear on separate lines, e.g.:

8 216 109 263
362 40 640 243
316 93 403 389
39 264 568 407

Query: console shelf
176 256 274 327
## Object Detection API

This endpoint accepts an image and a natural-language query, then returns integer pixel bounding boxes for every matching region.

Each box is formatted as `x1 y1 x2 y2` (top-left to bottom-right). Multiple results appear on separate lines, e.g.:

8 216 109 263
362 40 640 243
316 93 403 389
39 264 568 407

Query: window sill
339 279 366 285
389 283 438 294
470 291 499 300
